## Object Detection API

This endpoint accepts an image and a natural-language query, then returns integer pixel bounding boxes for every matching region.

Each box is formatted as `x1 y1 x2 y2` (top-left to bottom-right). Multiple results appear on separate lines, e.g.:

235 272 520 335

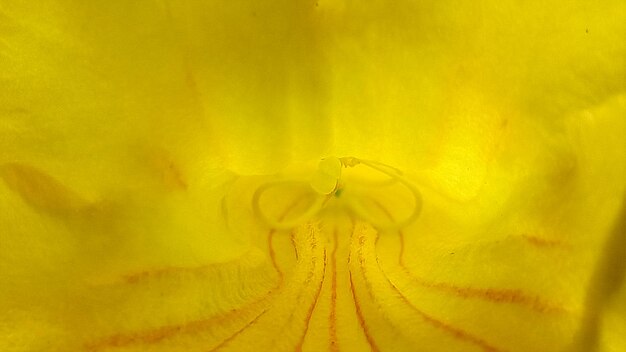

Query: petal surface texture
1 1 625 352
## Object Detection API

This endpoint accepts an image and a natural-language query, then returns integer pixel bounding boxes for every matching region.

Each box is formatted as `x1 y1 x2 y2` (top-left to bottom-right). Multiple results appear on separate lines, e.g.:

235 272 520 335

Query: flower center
252 157 423 232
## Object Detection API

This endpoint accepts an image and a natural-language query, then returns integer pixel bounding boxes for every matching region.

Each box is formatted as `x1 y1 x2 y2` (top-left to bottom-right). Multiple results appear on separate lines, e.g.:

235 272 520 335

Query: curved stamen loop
252 157 422 231
341 157 423 232
252 180 327 230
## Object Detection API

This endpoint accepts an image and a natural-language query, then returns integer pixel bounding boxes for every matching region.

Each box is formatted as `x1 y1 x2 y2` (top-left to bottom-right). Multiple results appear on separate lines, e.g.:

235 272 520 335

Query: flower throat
252 157 422 232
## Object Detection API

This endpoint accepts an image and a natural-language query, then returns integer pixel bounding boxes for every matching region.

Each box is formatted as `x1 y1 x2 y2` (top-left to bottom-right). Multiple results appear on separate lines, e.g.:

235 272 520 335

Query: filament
252 157 422 232
342 158 422 232
252 181 328 230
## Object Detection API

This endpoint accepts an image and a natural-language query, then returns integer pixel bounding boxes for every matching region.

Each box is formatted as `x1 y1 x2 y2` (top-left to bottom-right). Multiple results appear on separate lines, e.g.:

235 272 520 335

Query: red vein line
399 231 565 312
121 252 252 284
294 250 327 352
386 278 505 352
85 275 279 351
401 267 565 313
120 196 304 286
84 296 271 351
348 224 380 352
353 226 504 352
349 271 381 352
371 199 564 313
268 229 282 278
368 199 404 264
208 309 268 352
329 228 340 352
86 198 308 350
521 234 569 249
268 197 310 280
398 230 406 266
213 224 325 351
212 225 322 352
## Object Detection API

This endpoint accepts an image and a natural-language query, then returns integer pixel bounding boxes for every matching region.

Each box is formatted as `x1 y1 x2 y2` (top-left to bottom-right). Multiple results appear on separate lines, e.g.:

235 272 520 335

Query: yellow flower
1 1 624 351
